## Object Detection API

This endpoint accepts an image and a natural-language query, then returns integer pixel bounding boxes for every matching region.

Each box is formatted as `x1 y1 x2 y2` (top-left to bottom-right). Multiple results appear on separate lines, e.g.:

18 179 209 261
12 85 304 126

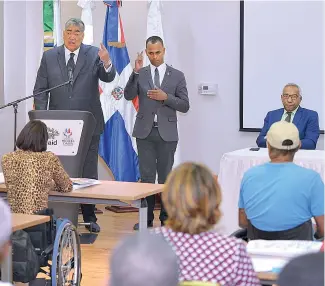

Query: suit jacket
33 44 116 135
256 107 320 150
124 65 189 141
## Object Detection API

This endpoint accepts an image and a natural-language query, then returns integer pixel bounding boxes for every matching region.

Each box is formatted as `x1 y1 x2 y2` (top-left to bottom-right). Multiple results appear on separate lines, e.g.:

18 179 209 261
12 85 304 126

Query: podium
29 110 96 177
28 110 96 227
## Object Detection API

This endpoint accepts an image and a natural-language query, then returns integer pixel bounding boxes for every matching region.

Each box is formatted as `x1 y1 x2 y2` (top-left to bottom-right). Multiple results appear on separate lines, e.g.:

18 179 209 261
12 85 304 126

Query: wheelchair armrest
230 228 248 241
34 208 54 216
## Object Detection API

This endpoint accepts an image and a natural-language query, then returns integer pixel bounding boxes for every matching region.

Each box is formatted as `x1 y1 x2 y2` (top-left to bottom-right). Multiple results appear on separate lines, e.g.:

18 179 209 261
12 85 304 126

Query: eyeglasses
282 94 300 100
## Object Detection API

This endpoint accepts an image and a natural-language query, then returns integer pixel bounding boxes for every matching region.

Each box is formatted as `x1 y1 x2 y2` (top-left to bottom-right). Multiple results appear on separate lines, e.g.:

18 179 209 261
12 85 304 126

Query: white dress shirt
64 46 112 72
150 63 166 122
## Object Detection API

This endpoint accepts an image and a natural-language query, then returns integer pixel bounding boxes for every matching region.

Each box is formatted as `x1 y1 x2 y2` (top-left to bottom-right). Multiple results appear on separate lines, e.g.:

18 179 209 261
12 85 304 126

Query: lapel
160 65 172 90
293 106 302 127
73 43 87 82
145 65 155 89
275 108 284 122
57 45 68 81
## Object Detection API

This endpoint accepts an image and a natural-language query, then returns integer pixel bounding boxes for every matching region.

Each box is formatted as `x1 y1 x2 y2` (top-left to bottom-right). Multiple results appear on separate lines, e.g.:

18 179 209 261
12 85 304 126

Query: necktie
285 112 292 122
67 53 75 72
154 67 160 88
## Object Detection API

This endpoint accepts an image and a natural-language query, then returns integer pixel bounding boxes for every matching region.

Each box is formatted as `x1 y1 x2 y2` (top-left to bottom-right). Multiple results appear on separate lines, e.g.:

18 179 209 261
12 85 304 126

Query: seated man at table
0 198 13 286
239 121 324 239
256 83 320 150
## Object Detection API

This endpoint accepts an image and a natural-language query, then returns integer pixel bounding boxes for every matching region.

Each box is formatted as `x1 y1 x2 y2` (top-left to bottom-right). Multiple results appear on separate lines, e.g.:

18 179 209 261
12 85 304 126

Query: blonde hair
163 162 222 235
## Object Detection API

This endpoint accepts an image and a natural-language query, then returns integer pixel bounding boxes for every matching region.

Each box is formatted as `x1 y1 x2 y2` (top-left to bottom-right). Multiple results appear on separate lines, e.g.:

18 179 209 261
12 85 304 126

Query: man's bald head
110 231 179 286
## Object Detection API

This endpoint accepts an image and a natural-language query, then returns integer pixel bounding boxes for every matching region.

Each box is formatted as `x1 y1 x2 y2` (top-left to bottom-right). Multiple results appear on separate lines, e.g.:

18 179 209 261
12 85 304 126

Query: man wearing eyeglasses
256 83 320 150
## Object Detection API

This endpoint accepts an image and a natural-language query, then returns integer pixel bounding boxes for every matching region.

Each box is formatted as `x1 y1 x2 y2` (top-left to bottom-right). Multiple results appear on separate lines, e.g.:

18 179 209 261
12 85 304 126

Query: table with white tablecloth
217 148 325 235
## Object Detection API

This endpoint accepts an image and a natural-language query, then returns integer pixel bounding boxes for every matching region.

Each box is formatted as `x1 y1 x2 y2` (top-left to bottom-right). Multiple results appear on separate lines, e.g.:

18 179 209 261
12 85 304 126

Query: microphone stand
0 80 71 151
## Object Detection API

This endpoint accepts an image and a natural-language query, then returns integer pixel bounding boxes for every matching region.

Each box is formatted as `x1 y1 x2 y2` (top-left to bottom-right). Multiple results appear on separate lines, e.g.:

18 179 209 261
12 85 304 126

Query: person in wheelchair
0 198 13 286
238 121 324 241
154 162 260 285
1 120 73 215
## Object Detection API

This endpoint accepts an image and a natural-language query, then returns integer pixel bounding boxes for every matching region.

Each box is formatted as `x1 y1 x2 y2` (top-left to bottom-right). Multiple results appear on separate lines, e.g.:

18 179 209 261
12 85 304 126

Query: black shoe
85 222 101 233
133 220 153 230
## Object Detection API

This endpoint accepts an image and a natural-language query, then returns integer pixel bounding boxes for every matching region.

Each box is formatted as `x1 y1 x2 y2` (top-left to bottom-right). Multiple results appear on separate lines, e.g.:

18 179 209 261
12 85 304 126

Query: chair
24 209 82 285
231 220 314 241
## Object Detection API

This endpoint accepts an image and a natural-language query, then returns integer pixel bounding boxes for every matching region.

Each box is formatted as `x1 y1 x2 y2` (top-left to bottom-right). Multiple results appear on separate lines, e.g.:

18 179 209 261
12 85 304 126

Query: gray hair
65 18 85 33
110 231 179 286
0 198 11 261
283 83 302 97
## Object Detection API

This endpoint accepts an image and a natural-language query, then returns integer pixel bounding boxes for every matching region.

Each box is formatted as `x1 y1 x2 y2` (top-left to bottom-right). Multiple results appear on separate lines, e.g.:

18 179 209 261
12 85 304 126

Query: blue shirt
238 162 324 231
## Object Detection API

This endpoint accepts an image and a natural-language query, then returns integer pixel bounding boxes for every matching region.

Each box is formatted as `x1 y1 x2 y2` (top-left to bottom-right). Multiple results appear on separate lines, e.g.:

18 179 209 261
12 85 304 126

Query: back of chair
247 220 313 241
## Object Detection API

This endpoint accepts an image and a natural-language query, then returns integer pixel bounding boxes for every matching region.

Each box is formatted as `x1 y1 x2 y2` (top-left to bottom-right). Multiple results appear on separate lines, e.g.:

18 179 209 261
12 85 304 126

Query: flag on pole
43 0 62 49
144 0 181 168
99 0 140 182
77 0 95 45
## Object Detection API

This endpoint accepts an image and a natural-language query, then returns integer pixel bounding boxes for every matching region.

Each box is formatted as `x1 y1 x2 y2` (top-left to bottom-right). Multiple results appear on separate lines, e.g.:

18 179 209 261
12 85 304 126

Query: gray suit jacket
33 43 116 135
124 65 189 141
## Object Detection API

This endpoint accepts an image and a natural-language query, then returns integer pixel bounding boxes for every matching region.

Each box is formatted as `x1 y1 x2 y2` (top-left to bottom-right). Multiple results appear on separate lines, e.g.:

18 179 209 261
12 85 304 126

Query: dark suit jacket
33 44 116 135
124 65 189 141
256 107 320 150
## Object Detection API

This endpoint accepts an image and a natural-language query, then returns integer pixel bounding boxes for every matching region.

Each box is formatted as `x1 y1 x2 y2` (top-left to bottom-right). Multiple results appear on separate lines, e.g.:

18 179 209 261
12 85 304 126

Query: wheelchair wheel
51 219 81 286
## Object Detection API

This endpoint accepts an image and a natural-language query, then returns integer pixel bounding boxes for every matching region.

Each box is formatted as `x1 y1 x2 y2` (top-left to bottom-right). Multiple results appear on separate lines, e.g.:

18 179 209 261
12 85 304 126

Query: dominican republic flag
99 0 140 182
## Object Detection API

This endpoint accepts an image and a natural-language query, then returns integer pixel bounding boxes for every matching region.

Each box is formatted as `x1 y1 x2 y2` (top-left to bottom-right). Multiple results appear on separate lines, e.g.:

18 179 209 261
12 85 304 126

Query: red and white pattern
154 227 261 286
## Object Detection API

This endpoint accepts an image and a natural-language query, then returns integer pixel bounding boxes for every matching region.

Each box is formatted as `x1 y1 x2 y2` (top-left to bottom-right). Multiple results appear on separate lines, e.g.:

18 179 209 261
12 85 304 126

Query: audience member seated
154 162 260 286
239 121 324 240
277 252 324 286
1 120 72 214
256 83 320 150
0 198 13 286
109 231 179 286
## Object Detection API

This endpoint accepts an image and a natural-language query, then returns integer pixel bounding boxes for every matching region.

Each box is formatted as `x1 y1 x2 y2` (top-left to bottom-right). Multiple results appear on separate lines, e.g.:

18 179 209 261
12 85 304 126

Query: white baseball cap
266 121 300 150
0 198 11 249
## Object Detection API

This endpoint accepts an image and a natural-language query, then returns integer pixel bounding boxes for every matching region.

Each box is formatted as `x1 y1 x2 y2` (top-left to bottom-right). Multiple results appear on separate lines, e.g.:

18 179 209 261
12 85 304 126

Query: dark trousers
136 127 177 222
80 135 100 223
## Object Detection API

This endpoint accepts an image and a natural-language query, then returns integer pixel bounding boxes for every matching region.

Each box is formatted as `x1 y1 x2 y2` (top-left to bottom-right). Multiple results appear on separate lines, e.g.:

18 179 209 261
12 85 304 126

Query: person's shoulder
299 107 318 117
43 45 61 57
293 163 322 178
243 163 266 177
208 232 244 249
167 65 184 77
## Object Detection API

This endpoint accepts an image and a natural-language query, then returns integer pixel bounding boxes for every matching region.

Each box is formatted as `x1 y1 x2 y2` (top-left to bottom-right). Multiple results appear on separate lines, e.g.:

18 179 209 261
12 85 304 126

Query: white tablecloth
217 148 325 235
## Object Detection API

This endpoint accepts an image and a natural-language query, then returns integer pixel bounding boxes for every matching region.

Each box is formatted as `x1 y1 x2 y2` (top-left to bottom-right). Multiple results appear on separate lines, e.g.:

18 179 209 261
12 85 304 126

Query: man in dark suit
124 36 190 230
33 18 116 232
256 83 320 150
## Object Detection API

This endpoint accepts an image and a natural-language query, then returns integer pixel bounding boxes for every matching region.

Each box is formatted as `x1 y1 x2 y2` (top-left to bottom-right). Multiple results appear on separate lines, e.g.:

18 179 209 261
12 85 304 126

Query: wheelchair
24 208 81 286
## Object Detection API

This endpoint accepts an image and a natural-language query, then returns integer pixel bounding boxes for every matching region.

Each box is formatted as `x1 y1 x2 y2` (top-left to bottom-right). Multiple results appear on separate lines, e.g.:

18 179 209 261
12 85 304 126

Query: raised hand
135 51 144 72
98 43 111 68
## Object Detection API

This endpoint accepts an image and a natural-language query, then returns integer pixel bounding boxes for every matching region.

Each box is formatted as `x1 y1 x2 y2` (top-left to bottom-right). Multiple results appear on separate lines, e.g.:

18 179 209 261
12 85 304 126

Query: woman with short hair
2 120 72 214
154 162 260 285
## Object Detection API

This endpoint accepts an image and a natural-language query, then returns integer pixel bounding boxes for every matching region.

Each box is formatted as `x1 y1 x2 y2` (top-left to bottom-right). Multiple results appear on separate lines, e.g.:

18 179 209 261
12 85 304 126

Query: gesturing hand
147 88 168 101
135 51 144 72
98 43 111 68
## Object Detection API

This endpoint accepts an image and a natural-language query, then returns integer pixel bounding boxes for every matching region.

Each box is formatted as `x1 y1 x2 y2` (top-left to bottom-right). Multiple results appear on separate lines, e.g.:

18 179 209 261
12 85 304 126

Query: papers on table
247 240 323 273
0 172 4 184
247 240 323 258
71 178 101 190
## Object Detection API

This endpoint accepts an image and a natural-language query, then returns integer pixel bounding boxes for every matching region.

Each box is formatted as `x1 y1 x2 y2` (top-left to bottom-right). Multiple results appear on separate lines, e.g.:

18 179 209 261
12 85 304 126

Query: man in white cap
238 121 324 239
0 198 13 285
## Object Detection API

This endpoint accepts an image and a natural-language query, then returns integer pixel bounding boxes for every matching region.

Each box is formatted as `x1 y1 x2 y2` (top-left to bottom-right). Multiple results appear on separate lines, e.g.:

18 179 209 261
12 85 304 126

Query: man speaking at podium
33 18 116 233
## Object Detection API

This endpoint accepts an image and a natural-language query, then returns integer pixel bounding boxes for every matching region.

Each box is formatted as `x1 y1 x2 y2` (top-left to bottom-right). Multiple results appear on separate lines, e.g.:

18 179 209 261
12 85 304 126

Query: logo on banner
111 86 124 100
47 127 59 146
62 128 74 146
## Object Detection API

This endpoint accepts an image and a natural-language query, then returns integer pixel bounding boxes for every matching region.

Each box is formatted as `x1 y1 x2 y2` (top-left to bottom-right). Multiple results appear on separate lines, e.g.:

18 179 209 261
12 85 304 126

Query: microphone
68 67 74 85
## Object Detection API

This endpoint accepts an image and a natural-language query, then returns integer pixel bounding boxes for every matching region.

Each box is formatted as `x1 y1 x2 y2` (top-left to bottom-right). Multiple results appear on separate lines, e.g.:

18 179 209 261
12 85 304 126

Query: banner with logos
41 120 84 156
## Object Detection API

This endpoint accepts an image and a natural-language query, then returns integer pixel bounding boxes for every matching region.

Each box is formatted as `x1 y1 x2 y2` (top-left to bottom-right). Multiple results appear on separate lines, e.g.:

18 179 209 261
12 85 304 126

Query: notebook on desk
71 178 101 190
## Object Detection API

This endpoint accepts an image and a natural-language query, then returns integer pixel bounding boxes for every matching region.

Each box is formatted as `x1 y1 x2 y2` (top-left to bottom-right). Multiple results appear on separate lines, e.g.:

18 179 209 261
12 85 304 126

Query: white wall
0 1 43 171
